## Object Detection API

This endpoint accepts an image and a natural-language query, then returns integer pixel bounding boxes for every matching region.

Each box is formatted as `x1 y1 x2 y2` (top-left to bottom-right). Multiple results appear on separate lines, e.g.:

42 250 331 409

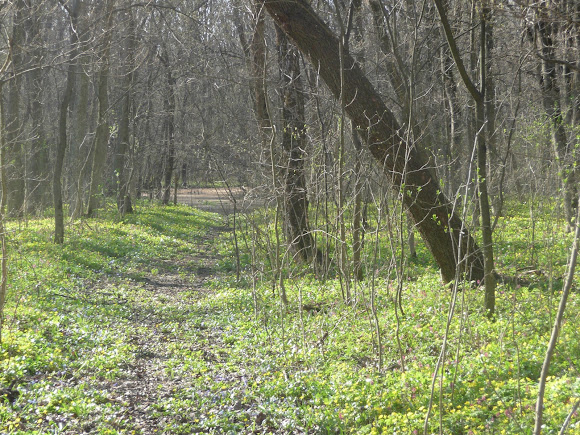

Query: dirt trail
99 226 229 434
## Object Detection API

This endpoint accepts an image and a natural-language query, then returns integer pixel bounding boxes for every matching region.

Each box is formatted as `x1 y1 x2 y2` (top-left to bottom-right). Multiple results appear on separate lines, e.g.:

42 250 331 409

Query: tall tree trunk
263 0 485 283
25 0 48 215
86 0 114 217
275 25 318 262
180 163 187 187
54 0 82 244
537 15 576 230
441 41 463 196
352 125 365 279
233 1 272 137
350 0 365 280
0 78 10 342
484 9 500 217
434 0 496 314
70 17 90 219
480 7 496 317
5 0 26 218
158 47 176 206
116 3 135 215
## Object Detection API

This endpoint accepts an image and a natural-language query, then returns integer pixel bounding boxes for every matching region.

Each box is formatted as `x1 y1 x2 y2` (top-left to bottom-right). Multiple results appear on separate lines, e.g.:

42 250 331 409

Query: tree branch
534 199 580 434
432 0 482 102
535 52 580 72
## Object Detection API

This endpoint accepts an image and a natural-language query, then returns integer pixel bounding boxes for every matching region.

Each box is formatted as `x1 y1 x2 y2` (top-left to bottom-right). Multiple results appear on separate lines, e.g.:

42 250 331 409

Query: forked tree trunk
434 0 496 314
275 26 318 263
263 0 485 282
234 2 271 136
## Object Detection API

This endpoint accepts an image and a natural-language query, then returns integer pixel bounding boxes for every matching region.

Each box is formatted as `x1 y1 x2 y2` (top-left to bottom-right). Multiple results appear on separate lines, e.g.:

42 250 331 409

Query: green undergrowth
0 202 223 434
0 199 579 434
150 278 579 434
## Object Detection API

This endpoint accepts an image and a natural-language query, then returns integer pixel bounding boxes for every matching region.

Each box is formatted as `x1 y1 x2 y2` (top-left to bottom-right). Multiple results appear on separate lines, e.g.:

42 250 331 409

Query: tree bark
433 0 496 313
0 78 10 343
24 0 48 214
263 0 485 282
158 47 176 206
86 0 114 217
5 0 26 218
116 3 135 215
537 17 576 230
275 25 318 263
54 0 82 244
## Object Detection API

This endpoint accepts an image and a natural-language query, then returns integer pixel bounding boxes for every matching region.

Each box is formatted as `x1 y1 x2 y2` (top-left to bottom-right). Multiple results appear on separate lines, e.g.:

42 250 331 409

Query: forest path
173 187 266 215
99 223 233 434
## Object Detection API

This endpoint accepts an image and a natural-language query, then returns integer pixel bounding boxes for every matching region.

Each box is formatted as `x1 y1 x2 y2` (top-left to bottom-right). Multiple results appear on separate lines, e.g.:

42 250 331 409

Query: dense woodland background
0 0 579 434
0 0 577 237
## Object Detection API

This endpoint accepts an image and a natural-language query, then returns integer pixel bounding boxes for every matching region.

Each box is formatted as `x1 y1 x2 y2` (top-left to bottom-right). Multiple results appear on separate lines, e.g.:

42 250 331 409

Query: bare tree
4 0 26 218
276 25 319 263
115 1 135 215
262 0 485 283
434 0 496 314
54 0 82 244
157 43 176 206
536 6 577 231
86 0 115 217
24 0 49 214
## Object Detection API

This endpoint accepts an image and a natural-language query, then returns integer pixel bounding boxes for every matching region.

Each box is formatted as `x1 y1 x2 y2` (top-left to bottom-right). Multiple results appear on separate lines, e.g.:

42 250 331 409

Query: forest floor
0 205 253 434
0 201 579 434
92 224 230 433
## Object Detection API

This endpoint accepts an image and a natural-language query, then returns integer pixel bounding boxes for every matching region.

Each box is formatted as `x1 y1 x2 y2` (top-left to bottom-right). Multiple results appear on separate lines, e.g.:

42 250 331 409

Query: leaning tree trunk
275 25 318 262
86 0 114 217
262 0 484 283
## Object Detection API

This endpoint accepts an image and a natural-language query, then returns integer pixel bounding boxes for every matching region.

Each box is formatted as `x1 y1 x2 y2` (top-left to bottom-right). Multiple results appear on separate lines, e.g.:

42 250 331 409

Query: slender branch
559 398 580 435
535 53 580 72
432 0 482 102
534 198 580 434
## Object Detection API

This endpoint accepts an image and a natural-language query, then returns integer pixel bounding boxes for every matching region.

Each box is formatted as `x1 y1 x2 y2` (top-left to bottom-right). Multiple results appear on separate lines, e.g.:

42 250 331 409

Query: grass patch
0 199 578 434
